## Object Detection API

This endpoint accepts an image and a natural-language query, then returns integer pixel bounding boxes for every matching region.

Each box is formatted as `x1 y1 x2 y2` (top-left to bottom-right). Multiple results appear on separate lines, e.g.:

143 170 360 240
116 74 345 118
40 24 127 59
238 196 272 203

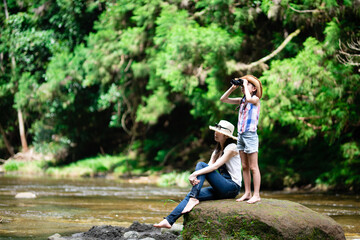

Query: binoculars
230 78 245 86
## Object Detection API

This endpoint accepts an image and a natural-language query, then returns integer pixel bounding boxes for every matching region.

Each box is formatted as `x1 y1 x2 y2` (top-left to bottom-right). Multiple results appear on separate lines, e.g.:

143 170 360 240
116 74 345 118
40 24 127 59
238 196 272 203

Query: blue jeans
165 162 240 225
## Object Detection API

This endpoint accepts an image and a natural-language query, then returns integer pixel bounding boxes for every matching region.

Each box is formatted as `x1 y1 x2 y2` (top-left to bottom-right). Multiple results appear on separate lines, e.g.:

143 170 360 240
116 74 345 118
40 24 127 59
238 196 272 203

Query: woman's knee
195 161 208 170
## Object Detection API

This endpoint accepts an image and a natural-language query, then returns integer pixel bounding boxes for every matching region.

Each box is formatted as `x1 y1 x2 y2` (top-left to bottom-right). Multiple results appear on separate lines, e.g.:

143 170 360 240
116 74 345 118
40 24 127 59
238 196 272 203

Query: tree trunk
4 0 29 153
17 109 28 152
3 0 9 19
0 123 14 156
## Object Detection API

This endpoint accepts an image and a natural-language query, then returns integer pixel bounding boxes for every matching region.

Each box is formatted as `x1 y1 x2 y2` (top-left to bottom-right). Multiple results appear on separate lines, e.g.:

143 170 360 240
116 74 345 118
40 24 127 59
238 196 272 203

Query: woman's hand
189 174 200 186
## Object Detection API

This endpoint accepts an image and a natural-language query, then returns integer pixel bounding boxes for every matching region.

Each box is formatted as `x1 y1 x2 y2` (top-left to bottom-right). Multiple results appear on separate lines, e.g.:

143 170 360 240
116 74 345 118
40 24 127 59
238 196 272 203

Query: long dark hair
213 137 236 162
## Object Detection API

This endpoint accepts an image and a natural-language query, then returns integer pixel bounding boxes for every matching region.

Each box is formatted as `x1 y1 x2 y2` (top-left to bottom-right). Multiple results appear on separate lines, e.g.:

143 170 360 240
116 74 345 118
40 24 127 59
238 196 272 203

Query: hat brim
209 126 237 140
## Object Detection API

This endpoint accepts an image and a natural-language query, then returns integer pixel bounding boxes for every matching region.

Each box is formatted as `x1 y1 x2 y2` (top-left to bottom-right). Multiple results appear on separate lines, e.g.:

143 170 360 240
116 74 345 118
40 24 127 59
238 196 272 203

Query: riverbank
0 153 338 193
1 153 191 188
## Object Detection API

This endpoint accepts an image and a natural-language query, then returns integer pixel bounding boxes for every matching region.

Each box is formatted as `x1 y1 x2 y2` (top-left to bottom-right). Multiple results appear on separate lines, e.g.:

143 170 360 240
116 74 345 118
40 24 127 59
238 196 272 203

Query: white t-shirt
212 143 242 187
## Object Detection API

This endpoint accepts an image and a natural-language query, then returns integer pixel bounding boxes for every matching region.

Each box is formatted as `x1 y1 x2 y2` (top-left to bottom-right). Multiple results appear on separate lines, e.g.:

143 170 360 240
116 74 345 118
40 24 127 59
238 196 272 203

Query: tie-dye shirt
238 97 260 134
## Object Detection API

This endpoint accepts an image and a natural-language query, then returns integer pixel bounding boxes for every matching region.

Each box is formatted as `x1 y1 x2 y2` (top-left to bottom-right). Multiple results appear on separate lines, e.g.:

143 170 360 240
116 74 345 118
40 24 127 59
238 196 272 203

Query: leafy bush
4 160 46 174
158 171 191 188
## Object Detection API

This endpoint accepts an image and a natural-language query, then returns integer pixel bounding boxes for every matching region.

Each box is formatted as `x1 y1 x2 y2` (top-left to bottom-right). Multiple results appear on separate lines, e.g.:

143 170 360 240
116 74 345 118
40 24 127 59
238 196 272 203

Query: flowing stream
0 175 359 240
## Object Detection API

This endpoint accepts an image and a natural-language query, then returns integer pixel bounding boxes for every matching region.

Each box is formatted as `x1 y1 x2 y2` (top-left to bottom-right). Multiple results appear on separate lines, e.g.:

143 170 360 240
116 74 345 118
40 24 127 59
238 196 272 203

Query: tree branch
337 39 360 66
0 52 4 73
232 29 301 71
288 5 321 13
296 117 322 130
348 39 360 51
161 144 181 167
118 81 132 135
124 58 133 72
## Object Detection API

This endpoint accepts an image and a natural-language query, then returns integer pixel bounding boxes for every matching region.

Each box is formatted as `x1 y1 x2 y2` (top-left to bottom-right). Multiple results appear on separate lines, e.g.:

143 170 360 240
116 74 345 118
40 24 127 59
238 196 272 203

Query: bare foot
247 196 261 204
236 193 252 202
181 198 199 214
153 219 171 229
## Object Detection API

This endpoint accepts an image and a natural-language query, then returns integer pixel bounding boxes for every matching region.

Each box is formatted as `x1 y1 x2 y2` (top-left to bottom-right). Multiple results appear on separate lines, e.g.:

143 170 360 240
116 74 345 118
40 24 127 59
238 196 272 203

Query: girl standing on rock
220 75 262 204
154 120 242 228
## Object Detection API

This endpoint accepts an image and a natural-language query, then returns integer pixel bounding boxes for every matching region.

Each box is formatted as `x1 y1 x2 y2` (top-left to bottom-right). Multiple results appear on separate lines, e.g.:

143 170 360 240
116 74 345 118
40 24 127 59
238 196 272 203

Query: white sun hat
209 120 237 140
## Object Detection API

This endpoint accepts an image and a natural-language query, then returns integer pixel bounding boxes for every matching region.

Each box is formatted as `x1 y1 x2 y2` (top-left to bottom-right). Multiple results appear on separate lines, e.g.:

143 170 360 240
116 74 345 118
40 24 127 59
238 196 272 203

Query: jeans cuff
165 217 174 226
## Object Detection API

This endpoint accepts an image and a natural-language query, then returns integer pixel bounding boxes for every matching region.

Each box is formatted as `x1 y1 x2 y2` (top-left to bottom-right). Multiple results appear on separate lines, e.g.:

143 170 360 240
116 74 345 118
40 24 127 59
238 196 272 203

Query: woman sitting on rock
154 120 242 228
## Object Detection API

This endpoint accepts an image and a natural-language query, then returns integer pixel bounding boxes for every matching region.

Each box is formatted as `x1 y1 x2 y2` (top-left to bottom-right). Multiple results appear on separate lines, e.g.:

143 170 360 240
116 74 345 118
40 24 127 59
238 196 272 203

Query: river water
0 175 359 239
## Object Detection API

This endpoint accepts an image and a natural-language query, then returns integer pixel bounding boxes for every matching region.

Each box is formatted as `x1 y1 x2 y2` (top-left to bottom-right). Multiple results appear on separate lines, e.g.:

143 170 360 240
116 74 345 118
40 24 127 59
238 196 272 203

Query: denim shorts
237 131 258 154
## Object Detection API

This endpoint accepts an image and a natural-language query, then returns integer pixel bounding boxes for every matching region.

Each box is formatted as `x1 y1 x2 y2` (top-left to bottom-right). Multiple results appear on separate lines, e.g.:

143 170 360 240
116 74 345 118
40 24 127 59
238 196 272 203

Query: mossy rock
182 198 345 240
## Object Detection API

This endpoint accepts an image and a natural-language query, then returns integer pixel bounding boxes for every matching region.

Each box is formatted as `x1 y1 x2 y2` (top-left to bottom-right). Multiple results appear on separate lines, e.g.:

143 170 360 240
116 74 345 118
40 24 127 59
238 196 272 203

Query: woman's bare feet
181 198 199 214
247 195 261 204
153 219 171 229
236 193 252 202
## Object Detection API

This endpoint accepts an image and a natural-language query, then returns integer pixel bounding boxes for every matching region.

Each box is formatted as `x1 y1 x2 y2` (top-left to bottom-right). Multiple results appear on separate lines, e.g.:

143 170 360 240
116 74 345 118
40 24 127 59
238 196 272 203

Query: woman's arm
208 152 216 165
220 85 242 105
189 148 238 184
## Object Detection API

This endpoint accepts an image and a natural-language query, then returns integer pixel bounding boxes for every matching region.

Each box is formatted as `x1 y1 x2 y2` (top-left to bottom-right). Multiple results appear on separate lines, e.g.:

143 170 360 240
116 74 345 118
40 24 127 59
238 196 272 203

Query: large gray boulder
183 198 345 240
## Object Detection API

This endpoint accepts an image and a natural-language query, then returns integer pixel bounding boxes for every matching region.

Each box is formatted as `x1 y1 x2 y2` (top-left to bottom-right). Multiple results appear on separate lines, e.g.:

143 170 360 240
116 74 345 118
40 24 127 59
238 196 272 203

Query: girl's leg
236 151 252 201
247 152 261 204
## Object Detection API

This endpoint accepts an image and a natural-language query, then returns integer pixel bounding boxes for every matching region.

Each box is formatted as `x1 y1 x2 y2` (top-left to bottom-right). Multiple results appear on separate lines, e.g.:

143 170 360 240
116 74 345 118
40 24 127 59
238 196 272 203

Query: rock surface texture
182 198 345 240
47 221 181 240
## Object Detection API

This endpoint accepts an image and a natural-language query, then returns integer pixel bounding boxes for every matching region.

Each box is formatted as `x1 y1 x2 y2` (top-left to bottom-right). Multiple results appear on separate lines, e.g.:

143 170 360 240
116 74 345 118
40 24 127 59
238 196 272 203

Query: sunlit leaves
262 37 337 142
324 19 340 54
136 86 174 124
143 4 242 122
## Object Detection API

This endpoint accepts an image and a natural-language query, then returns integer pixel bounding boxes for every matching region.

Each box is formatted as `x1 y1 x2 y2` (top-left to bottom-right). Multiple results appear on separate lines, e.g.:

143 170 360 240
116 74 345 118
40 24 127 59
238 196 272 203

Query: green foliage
4 161 24 171
136 86 174 124
317 142 360 191
258 14 360 190
143 3 242 122
45 155 131 177
158 171 191 187
4 160 46 174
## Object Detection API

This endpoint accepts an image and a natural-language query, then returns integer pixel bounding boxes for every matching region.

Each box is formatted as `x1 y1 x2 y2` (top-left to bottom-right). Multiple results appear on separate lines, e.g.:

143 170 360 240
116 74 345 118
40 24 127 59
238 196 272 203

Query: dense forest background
0 0 359 191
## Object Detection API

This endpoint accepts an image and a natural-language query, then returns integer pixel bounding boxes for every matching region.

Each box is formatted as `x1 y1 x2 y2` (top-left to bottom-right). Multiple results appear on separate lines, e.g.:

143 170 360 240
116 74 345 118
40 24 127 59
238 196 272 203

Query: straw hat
242 75 262 99
209 120 237 140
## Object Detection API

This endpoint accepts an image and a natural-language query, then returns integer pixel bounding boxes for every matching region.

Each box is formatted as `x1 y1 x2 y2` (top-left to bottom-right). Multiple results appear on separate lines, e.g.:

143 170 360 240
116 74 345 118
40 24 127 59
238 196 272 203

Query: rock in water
51 221 180 240
183 198 345 240
15 192 37 199
48 233 64 240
